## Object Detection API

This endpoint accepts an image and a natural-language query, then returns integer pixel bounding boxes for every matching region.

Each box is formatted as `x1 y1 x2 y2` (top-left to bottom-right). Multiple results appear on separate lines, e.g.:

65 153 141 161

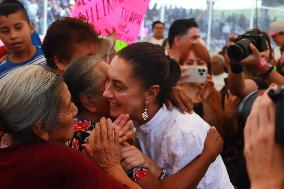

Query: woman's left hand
83 117 120 169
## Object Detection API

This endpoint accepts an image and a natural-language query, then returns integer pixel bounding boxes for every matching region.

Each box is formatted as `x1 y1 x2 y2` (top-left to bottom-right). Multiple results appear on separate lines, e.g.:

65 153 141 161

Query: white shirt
212 72 228 91
136 105 233 189
143 36 164 46
274 46 281 61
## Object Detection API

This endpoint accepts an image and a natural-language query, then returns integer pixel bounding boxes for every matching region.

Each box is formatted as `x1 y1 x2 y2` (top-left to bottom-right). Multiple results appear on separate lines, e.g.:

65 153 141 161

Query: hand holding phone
183 66 208 83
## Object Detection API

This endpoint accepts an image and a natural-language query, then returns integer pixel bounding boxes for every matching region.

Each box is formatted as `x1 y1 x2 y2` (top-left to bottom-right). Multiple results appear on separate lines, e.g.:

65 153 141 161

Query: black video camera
227 29 268 62
237 86 284 144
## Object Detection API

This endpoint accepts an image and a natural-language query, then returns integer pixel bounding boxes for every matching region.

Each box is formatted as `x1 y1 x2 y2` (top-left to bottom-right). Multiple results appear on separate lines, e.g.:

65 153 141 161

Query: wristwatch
159 169 168 180
230 62 243 74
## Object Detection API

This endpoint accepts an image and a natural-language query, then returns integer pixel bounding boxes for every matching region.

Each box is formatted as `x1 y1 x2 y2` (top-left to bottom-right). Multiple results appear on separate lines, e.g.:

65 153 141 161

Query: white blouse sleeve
168 128 205 174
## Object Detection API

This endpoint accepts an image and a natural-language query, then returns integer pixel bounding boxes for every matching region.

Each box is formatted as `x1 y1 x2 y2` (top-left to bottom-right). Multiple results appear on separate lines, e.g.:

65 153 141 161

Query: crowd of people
19 0 280 54
0 1 284 189
20 0 73 34
144 5 278 53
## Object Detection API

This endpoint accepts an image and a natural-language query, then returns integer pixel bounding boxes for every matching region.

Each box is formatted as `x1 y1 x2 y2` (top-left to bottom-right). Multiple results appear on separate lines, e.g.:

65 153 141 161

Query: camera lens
227 44 245 62
228 38 252 62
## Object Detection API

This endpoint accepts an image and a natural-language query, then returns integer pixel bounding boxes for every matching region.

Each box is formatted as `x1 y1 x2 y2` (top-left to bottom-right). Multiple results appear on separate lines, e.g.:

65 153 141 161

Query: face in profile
56 42 97 74
0 11 34 54
272 33 284 47
89 61 110 118
48 83 78 144
103 56 146 120
69 43 97 64
178 27 200 50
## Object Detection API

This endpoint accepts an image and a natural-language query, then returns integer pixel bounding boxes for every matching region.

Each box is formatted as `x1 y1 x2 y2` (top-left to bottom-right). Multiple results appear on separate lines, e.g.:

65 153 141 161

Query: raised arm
231 43 284 90
228 66 258 98
120 127 223 189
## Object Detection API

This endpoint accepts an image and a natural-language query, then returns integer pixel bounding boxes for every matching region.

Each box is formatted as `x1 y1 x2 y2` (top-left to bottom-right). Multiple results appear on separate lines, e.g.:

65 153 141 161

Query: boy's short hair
42 17 101 68
0 0 30 23
168 18 198 47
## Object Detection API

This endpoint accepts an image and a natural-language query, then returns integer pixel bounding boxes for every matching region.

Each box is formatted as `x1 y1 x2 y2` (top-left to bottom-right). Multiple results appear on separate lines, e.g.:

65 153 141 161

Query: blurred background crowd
1 0 284 189
20 0 284 53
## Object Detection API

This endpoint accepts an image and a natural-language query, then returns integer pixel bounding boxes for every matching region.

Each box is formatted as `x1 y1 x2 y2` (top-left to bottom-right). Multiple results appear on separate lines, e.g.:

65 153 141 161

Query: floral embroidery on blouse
68 117 95 152
127 167 149 182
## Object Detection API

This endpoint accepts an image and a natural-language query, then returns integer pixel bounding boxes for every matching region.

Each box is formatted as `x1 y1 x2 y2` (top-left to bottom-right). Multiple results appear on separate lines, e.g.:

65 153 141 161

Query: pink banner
72 0 150 44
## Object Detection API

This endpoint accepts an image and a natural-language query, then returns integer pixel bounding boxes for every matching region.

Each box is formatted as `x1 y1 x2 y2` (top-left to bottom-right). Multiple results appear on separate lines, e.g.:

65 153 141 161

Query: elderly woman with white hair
0 65 140 189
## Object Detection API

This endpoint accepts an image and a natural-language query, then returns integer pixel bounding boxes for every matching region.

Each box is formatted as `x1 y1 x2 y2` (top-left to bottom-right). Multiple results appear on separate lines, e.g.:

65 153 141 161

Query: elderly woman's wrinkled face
49 83 78 144
103 56 146 120
90 61 110 118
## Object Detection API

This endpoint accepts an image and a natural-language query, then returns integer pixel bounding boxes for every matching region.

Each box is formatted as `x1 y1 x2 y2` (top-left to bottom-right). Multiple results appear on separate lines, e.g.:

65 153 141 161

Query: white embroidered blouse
136 105 234 189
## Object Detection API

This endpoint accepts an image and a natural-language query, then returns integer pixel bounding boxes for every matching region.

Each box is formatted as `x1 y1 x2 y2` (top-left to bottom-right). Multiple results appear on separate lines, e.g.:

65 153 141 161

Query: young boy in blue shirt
0 0 46 79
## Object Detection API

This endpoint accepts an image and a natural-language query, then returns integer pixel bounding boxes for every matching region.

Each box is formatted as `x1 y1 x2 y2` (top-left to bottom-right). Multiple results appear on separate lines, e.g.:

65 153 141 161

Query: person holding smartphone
178 43 242 185
178 42 225 135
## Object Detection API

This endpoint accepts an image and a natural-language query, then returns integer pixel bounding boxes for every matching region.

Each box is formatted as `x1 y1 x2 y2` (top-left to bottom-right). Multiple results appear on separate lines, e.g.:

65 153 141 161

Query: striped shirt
0 46 47 79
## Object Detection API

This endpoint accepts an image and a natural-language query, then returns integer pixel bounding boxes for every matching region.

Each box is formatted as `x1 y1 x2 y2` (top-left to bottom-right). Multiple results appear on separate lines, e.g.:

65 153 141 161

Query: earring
141 104 149 121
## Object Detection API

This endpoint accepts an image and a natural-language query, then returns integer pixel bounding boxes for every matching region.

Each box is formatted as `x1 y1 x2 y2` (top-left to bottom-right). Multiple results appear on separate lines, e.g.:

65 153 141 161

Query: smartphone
183 66 208 83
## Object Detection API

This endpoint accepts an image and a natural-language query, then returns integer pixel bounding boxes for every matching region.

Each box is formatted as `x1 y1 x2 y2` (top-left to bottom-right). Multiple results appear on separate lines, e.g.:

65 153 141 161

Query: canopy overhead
149 0 262 10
